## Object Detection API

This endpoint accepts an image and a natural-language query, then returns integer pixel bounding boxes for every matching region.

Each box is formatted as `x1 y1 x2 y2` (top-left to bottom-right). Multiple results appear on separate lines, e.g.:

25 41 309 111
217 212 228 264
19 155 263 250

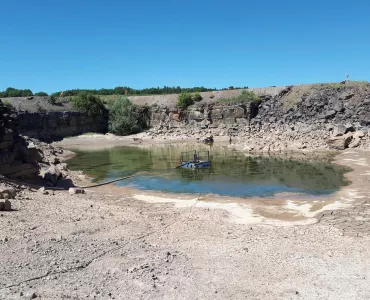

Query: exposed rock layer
149 82 370 151
0 101 40 178
18 112 108 142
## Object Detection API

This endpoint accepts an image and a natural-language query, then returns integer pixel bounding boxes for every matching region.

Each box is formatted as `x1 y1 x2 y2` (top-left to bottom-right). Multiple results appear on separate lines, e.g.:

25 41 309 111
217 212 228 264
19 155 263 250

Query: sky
0 0 369 93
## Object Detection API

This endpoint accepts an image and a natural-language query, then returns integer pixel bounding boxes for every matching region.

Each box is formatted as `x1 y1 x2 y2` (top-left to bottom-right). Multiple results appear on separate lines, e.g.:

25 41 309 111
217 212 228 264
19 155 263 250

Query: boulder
13 142 29 161
0 186 16 199
332 124 354 136
201 136 214 145
359 116 370 127
43 165 62 186
3 199 11 211
349 138 361 148
353 131 365 139
27 147 43 163
327 132 353 150
333 101 344 112
325 110 337 119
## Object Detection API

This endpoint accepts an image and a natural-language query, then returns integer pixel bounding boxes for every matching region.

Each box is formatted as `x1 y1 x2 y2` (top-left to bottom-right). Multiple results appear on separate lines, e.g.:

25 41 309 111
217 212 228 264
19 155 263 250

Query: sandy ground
1 139 370 299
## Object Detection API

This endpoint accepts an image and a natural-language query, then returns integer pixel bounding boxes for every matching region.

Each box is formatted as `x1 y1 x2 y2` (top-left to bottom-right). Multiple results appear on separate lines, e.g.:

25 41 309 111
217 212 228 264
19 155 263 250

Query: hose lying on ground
1 163 203 191
1 174 140 191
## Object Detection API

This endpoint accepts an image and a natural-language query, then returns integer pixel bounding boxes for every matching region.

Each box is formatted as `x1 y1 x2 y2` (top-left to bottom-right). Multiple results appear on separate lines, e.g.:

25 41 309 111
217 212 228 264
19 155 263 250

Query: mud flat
1 142 370 299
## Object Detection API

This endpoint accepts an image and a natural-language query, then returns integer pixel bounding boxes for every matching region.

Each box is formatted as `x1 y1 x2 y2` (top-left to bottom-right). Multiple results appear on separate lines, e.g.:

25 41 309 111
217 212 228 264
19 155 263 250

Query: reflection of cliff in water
67 145 350 195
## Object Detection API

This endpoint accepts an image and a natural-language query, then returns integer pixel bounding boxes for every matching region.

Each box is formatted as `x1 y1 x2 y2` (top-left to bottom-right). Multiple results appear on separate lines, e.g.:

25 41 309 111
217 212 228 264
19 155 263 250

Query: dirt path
1 148 370 299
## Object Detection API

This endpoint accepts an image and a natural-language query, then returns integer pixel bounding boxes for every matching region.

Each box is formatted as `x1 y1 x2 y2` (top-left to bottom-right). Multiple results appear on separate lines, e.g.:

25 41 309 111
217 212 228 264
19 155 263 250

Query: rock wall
0 101 40 178
18 112 108 141
148 82 370 151
3 82 369 152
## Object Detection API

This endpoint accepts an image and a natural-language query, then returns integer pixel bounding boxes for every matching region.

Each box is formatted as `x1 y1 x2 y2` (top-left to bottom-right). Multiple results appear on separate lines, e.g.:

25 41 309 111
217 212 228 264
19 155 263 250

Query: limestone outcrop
148 82 370 151
18 111 108 142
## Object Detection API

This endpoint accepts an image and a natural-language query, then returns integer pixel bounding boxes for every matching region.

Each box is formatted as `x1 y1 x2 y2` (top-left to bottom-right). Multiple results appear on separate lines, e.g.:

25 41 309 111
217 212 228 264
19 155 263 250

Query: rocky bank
147 81 370 151
0 99 87 212
2 82 370 152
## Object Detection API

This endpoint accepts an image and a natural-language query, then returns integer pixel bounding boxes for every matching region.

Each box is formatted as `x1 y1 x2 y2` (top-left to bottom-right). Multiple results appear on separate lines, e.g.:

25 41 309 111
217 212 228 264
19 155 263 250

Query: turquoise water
67 145 349 197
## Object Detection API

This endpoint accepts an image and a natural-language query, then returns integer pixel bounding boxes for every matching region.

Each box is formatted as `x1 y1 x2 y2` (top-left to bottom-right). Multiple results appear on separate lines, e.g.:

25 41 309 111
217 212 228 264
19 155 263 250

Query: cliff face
17 112 108 142
1 82 369 151
148 82 370 151
0 101 40 178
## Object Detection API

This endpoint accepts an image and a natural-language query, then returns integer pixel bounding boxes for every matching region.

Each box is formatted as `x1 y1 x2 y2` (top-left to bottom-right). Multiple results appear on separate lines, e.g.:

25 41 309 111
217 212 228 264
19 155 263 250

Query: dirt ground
1 141 370 299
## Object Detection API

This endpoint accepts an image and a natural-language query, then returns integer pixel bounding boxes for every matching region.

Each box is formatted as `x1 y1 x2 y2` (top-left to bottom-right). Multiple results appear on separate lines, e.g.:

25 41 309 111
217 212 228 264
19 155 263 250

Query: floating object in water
176 150 211 169
180 160 211 169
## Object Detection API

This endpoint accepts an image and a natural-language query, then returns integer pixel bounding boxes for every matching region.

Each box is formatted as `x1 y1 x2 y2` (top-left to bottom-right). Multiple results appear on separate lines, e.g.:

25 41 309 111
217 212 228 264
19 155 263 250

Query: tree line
51 86 217 97
0 85 249 98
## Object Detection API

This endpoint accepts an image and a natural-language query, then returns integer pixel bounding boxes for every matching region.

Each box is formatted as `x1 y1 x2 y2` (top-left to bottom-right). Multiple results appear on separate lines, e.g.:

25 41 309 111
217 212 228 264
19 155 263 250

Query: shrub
192 92 202 102
48 95 57 105
177 93 194 109
71 93 106 116
217 90 260 104
34 91 48 96
108 96 147 135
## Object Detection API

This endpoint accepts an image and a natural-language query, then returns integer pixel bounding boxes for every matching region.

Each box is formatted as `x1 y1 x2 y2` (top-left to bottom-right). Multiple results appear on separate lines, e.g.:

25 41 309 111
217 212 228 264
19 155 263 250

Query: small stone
69 188 85 195
38 187 49 195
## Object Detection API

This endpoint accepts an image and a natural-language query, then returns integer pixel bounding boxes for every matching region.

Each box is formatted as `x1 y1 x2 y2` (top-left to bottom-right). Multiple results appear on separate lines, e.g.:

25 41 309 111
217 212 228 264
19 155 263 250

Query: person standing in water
193 150 198 162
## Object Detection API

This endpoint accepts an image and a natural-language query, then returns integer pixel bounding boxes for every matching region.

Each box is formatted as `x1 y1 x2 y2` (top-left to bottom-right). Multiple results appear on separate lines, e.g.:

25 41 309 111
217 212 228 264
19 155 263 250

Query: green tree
34 91 49 96
108 96 147 135
71 93 107 116
0 87 34 97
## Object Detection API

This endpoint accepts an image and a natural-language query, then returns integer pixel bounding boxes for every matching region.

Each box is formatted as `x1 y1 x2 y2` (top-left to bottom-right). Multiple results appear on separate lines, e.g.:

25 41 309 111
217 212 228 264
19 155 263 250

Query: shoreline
56 134 366 227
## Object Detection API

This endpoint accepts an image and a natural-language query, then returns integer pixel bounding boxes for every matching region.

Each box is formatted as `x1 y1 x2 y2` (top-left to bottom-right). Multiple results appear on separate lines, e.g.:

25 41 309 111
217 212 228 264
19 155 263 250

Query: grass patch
312 82 344 90
216 90 260 104
282 85 310 108
3 100 14 109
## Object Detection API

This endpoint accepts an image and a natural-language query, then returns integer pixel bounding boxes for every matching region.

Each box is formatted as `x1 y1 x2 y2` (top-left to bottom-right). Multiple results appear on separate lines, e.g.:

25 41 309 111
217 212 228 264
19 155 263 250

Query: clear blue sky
1 0 369 93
